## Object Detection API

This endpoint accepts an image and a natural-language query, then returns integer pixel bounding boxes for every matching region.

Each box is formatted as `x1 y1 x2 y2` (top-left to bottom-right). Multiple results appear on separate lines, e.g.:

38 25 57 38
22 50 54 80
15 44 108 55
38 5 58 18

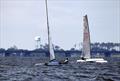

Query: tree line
0 42 120 52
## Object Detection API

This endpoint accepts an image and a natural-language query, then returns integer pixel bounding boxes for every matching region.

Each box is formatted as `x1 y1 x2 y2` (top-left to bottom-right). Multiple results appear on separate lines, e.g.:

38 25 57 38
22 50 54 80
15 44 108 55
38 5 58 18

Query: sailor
81 57 86 60
59 58 69 64
64 58 68 63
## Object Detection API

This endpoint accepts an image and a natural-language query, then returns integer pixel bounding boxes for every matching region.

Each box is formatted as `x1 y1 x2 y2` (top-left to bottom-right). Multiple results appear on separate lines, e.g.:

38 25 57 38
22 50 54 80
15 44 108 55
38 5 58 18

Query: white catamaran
35 0 68 66
44 0 69 65
77 15 107 63
44 0 60 66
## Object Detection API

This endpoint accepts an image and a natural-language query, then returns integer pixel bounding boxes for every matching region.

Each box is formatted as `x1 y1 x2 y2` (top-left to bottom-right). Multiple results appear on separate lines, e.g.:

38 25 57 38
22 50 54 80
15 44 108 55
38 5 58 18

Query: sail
45 0 55 60
82 15 91 59
49 35 55 60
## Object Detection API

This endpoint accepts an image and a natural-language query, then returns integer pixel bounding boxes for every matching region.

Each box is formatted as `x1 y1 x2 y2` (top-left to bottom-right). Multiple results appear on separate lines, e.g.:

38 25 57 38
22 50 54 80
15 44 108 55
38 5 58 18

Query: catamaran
35 0 67 66
43 0 59 66
45 0 69 65
77 15 107 63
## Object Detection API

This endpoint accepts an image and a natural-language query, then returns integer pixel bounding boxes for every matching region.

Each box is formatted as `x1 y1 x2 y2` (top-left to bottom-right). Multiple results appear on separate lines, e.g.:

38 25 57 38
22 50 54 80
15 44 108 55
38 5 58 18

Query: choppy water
0 57 120 81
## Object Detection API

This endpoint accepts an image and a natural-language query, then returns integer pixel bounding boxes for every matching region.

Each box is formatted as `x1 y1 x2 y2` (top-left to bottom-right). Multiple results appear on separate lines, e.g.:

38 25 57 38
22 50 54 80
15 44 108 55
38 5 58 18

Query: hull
35 61 60 66
45 60 60 66
77 58 107 63
59 59 69 64
35 63 44 66
45 62 60 66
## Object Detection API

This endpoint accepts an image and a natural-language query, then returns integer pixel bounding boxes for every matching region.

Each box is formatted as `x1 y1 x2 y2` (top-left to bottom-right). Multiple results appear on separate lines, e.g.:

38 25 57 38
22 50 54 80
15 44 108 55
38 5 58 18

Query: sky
0 0 120 50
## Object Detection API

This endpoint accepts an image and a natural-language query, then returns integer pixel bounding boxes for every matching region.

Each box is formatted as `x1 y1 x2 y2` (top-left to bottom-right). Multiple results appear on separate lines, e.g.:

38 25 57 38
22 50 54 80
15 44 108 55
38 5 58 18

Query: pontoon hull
77 58 107 63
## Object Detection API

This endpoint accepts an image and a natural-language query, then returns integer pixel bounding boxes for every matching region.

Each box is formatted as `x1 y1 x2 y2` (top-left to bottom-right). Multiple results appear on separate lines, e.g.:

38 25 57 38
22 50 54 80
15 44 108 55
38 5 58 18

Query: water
0 57 120 81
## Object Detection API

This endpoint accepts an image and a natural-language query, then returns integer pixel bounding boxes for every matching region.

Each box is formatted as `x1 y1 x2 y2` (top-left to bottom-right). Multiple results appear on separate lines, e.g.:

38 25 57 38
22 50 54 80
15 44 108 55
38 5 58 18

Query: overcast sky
0 0 120 50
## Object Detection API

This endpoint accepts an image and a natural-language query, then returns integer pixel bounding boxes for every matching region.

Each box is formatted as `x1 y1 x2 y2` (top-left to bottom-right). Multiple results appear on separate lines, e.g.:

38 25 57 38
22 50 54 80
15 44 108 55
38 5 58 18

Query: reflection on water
0 57 120 81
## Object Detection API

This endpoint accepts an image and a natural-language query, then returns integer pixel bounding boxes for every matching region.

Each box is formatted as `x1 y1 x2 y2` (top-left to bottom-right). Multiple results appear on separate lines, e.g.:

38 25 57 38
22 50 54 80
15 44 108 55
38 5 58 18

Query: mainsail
45 0 55 60
82 15 91 59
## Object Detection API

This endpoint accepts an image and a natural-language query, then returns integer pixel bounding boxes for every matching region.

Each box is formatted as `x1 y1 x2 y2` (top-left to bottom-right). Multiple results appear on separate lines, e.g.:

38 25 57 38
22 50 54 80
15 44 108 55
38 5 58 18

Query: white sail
49 35 55 60
45 0 55 61
82 15 91 59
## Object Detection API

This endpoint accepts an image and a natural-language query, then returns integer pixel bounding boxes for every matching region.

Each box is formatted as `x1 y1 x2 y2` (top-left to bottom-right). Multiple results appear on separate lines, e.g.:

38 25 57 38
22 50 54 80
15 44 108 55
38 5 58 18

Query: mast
45 0 50 47
45 0 55 60
82 15 91 59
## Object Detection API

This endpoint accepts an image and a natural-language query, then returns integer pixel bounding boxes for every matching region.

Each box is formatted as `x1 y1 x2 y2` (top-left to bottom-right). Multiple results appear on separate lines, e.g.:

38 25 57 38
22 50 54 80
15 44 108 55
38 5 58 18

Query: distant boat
77 15 107 63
